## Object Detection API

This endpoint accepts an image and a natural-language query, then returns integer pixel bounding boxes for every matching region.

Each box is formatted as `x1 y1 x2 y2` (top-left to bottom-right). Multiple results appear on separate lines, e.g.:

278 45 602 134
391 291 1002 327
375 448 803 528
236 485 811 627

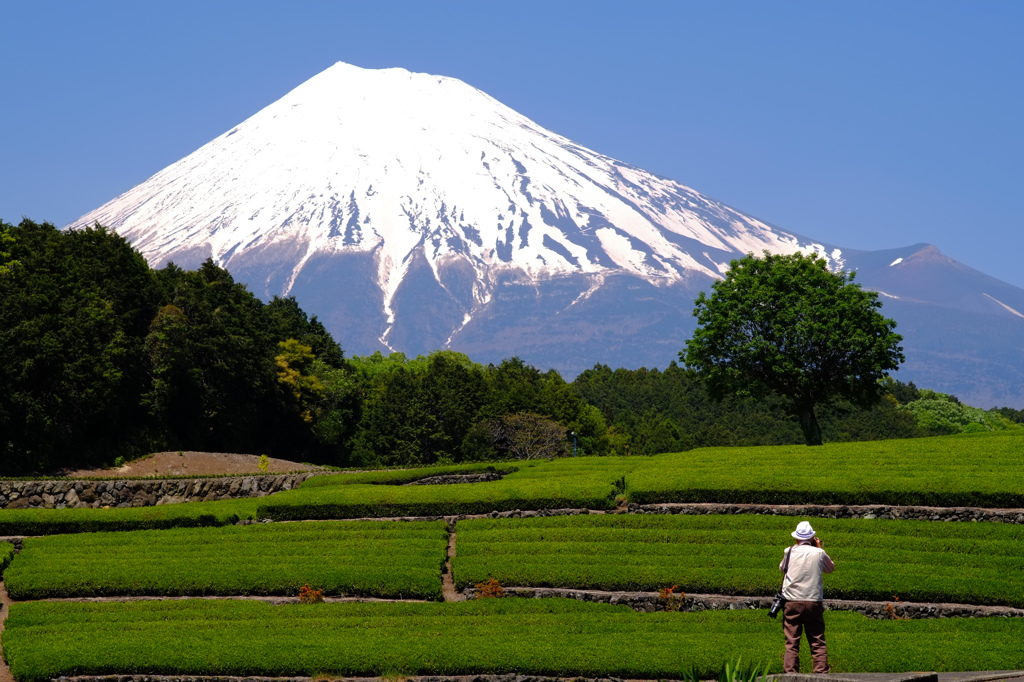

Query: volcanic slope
68 62 1024 406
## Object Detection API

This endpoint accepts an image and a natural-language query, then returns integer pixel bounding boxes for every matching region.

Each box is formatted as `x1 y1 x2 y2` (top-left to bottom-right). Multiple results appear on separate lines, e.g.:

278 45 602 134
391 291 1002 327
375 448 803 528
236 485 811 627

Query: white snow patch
62 60 864 330
563 277 604 312
443 312 474 347
890 258 904 267
983 293 1024 319
702 252 729 276
596 228 647 273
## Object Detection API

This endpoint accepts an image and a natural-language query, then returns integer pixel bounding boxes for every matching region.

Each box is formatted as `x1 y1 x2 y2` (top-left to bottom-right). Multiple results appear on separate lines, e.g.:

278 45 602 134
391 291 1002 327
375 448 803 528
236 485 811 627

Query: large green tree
680 251 904 445
1 218 355 473
0 220 158 473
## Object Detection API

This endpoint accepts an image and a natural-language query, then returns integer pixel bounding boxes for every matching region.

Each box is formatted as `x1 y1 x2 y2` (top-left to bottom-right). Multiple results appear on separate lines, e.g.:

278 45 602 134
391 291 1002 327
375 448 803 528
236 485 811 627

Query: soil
0 584 12 682
442 529 464 602
58 451 326 479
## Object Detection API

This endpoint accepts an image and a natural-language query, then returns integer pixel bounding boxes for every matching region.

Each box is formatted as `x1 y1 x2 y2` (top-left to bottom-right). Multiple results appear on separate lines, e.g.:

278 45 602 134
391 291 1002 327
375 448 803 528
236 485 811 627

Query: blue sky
3 0 1022 288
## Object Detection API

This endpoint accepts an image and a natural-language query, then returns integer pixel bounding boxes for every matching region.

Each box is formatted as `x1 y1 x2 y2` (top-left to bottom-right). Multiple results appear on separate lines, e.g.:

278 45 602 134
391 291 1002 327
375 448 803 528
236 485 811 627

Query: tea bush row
0 497 261 535
5 598 1023 682
0 540 14 577
260 431 1024 519
299 462 518 487
5 520 447 600
1 431 1021 535
453 515 1024 607
258 458 625 520
627 430 1024 508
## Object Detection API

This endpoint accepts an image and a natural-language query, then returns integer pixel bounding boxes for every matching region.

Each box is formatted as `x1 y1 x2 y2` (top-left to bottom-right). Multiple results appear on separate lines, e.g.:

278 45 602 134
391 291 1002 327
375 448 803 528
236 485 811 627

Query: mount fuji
68 62 1024 408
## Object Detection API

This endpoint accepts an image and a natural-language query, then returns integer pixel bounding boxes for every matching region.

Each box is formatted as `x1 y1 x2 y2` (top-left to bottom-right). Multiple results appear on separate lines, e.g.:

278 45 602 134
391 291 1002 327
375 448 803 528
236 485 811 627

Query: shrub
474 578 504 599
899 393 1018 434
298 584 325 604
0 498 259 536
5 599 1024 682
0 541 15 578
452 514 1024 607
5 520 447 601
659 584 684 612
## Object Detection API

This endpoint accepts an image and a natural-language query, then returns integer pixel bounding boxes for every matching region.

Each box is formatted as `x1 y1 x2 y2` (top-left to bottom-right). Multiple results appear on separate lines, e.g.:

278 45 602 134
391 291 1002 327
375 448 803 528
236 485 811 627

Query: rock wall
628 502 1024 524
405 473 505 486
49 667 937 679
48 675 941 682
0 473 321 510
471 587 1024 620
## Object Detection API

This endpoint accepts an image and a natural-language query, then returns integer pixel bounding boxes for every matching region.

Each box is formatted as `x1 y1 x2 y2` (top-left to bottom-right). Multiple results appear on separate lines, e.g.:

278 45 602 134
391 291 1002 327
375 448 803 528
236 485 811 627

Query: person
779 520 835 673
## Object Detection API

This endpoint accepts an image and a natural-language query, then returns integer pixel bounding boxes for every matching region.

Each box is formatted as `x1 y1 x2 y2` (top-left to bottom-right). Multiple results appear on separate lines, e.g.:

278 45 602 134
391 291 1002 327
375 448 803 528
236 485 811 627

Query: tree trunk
797 404 823 446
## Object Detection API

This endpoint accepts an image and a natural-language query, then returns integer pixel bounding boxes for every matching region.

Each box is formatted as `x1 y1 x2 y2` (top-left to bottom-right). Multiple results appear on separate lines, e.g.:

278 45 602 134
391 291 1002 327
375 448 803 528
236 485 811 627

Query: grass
0 497 261 535
2 431 1021 535
4 598 1023 682
0 540 14 577
453 514 1024 607
257 458 627 519
258 430 1024 519
5 520 448 600
3 432 1022 678
628 429 1024 507
298 462 519 487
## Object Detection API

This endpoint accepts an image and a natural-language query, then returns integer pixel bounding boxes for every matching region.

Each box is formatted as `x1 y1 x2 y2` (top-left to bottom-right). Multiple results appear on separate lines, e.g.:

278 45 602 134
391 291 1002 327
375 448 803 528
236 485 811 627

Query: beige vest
781 544 832 601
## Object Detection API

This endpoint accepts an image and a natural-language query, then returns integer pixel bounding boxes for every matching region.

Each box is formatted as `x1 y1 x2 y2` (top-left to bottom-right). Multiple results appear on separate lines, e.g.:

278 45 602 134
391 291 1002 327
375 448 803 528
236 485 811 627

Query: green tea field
453 514 1024 606
2 430 1023 678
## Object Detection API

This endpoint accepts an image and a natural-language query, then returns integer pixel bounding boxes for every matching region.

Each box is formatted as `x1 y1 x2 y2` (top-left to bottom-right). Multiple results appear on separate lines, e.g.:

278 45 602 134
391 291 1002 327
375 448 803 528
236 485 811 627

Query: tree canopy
680 251 905 445
4 218 1014 473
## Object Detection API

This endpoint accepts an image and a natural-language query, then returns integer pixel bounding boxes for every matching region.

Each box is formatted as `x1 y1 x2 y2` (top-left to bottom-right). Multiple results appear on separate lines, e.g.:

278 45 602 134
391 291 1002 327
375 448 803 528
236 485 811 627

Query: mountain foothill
61 62 1024 410
1 218 1021 476
4 64 1024 473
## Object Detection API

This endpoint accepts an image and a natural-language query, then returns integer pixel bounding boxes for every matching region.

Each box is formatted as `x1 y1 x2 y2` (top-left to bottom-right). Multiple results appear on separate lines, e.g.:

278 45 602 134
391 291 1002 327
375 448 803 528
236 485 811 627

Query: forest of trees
1 218 1020 476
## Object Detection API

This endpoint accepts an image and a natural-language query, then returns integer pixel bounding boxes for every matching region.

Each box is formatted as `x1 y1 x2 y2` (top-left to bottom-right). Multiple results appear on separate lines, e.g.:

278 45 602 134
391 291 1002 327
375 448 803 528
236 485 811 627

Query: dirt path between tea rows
442 527 464 602
9 592 428 605
5 584 1019 620
0 584 14 682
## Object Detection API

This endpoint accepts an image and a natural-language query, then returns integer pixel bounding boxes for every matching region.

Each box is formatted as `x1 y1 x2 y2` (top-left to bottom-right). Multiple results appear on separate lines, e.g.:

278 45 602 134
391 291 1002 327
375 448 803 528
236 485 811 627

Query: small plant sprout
258 454 269 473
659 584 685 612
719 657 770 682
379 673 410 682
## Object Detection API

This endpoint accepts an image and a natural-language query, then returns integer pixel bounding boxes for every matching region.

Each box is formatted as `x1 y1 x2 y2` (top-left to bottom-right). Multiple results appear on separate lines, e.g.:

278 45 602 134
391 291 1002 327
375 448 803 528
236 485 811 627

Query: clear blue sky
3 0 1022 288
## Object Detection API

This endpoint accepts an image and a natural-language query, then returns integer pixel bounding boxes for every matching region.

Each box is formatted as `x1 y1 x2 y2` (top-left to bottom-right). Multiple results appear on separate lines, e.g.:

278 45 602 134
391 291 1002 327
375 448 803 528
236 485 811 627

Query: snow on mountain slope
66 62 1024 407
68 62 840 349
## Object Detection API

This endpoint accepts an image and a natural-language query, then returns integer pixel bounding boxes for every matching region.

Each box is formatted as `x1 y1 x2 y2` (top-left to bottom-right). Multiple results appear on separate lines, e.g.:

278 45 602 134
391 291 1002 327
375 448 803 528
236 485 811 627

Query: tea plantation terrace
0 430 1022 678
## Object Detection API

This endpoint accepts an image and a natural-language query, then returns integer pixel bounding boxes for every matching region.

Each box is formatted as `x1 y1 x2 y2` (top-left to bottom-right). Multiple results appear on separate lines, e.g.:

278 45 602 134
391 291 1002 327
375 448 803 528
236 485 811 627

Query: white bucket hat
792 521 816 540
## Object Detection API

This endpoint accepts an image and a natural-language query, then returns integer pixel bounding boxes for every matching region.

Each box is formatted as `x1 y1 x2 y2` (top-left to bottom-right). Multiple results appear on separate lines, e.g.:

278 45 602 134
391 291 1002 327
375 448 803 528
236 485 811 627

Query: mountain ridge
67 62 1024 407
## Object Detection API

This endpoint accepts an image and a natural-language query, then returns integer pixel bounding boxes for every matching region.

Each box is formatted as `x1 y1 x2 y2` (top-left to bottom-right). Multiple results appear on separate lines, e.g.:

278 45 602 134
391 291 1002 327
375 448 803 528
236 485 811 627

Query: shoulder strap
781 544 794 579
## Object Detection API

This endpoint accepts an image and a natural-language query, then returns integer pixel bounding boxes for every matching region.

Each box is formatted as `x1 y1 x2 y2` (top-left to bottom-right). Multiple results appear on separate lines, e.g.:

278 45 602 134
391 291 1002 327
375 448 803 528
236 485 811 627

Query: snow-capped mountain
69 62 839 344
68 62 1024 407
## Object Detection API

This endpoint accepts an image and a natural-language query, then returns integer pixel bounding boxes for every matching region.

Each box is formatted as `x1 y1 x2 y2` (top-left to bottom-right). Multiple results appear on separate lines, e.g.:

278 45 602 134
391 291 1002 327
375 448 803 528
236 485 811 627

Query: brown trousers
783 600 829 673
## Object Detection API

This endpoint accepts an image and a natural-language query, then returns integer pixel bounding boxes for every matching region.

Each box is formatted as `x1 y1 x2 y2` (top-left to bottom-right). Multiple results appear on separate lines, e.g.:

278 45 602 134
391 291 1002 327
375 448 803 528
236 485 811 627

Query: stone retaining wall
406 473 505 486
56 676 631 682
0 473 320 510
469 587 1024 619
50 676 947 682
56 677 637 682
628 502 1024 524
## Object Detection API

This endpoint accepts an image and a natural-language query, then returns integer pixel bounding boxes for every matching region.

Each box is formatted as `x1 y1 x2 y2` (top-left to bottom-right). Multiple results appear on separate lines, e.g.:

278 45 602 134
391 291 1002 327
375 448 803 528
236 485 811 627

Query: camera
768 593 785 618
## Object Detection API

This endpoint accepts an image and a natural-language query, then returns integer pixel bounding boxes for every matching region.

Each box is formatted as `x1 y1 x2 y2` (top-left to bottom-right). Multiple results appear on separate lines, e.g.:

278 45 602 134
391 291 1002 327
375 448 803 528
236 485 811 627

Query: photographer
779 521 835 673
